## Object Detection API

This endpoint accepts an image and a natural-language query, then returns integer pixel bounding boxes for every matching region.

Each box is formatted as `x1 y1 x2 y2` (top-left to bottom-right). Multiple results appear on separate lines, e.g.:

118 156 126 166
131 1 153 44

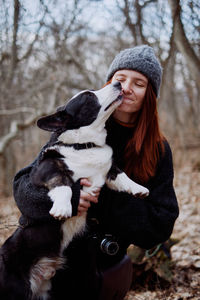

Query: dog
0 82 149 299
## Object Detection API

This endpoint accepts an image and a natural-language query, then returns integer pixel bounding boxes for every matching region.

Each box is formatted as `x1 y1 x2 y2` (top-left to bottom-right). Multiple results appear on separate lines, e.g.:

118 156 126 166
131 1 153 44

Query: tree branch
0 82 61 155
0 107 36 116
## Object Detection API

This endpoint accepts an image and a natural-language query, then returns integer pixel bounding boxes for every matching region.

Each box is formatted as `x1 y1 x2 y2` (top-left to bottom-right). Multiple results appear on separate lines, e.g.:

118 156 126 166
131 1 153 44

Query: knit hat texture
106 45 162 97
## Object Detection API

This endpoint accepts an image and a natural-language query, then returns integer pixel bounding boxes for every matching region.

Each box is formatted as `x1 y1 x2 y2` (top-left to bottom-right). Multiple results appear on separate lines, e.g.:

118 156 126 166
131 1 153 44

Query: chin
116 105 136 113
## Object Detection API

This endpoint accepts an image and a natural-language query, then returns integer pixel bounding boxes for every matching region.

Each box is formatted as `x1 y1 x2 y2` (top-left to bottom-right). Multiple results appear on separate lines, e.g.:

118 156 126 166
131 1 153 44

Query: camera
100 234 119 256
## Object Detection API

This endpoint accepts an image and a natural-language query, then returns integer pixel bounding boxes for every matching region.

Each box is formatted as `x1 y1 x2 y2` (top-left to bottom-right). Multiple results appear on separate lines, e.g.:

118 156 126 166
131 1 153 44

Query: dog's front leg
106 164 149 197
48 186 72 219
31 156 74 220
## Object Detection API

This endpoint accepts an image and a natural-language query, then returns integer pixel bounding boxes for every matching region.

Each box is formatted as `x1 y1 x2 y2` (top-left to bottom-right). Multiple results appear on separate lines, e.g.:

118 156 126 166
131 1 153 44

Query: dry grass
0 197 20 246
126 165 200 299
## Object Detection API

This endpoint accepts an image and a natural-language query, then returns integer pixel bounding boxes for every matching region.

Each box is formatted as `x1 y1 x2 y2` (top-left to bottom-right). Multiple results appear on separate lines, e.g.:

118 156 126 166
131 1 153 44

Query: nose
113 81 122 90
122 81 133 95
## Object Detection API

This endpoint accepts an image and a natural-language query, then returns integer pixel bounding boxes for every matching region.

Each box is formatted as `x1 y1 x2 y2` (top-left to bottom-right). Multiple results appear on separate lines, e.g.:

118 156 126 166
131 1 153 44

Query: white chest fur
58 144 113 189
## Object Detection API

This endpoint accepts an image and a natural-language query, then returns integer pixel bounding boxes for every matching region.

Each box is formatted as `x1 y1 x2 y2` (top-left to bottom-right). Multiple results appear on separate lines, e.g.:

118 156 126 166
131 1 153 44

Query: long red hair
104 80 165 184
124 83 165 183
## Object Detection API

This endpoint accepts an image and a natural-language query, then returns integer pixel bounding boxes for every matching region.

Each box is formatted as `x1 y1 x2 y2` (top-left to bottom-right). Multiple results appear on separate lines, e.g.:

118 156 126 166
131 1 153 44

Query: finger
77 208 86 216
77 202 90 216
80 191 98 203
77 210 85 216
80 178 91 187
92 188 101 197
78 205 88 212
79 198 91 209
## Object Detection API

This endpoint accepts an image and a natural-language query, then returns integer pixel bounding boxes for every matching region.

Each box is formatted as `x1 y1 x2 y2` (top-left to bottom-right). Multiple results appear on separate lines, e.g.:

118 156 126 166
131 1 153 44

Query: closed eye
135 82 145 87
115 77 125 82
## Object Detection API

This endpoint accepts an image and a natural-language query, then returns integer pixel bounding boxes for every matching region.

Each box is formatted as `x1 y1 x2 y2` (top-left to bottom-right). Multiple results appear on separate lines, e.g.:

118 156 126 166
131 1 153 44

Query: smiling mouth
105 93 123 111
123 97 134 101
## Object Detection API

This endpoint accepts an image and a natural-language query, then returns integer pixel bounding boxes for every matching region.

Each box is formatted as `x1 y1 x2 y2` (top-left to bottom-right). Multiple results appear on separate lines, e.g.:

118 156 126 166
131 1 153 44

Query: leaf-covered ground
126 165 200 300
0 166 200 299
0 196 20 246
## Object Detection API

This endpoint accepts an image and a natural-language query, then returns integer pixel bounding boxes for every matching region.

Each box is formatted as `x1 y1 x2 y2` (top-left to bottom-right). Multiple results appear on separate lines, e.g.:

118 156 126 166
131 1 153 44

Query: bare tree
0 0 109 195
116 0 154 45
9 0 20 84
112 0 199 142
0 0 199 196
168 0 200 91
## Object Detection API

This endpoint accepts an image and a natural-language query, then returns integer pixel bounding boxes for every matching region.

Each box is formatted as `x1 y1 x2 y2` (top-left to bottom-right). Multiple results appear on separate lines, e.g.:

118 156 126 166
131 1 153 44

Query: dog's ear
37 111 72 132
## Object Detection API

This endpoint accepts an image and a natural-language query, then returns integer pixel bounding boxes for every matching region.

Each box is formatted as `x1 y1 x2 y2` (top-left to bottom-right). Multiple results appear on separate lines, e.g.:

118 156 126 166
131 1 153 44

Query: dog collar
54 141 97 150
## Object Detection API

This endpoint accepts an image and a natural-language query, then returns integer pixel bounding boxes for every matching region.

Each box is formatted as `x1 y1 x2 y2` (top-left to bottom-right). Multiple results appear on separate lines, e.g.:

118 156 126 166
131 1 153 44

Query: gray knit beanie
106 45 162 97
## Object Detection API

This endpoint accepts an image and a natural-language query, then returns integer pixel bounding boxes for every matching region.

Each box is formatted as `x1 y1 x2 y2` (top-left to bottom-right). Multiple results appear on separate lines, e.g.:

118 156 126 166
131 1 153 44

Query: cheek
134 98 145 112
135 87 146 99
131 100 143 111
117 102 139 113
117 95 144 113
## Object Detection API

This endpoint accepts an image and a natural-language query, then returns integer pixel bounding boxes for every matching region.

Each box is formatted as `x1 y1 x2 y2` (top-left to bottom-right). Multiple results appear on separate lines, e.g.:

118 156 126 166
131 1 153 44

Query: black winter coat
13 119 179 299
13 118 179 296
13 118 179 249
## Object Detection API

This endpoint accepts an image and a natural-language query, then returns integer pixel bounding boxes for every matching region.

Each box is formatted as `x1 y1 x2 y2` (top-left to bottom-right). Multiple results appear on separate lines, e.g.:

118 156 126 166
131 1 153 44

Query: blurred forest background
0 0 199 196
0 1 200 299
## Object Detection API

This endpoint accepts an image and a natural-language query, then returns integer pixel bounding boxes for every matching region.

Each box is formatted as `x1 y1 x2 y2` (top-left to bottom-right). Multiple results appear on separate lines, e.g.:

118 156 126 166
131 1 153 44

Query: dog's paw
114 173 149 197
128 183 149 198
49 199 72 219
48 186 72 220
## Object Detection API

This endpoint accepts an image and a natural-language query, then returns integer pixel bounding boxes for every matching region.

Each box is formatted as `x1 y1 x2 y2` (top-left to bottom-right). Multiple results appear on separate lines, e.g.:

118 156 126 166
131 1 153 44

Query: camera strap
86 216 101 240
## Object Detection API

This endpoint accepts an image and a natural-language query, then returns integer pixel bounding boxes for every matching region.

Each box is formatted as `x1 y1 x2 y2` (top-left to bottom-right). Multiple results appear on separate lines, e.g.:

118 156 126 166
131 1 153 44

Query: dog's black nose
113 81 122 90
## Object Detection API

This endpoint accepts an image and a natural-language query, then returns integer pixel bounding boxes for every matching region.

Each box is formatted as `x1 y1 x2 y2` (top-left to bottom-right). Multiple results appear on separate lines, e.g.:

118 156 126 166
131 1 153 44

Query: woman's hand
77 178 100 216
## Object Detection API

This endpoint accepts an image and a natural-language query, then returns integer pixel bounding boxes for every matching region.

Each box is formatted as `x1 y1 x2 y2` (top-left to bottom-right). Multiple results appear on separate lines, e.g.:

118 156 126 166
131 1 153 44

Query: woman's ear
37 111 72 132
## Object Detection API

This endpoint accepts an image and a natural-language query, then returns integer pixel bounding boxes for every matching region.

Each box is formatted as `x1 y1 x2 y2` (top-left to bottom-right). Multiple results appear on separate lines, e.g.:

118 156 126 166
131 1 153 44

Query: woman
13 45 179 299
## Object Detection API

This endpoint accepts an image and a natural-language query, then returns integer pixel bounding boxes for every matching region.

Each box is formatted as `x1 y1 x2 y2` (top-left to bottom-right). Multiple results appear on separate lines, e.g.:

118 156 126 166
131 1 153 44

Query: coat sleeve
97 141 179 250
13 157 81 222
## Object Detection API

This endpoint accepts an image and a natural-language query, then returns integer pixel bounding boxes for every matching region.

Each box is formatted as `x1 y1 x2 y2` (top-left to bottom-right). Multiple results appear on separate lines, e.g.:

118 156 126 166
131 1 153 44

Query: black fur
106 163 123 181
31 149 74 190
0 83 141 299
37 91 101 133
0 222 62 300
0 90 104 300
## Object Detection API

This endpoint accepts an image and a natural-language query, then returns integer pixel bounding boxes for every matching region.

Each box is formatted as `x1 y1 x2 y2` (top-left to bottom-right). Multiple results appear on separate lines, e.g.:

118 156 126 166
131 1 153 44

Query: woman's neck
113 110 137 124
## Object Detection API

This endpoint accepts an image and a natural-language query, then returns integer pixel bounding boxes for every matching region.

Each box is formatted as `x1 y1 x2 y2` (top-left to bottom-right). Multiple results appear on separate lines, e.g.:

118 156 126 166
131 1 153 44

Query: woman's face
111 69 148 115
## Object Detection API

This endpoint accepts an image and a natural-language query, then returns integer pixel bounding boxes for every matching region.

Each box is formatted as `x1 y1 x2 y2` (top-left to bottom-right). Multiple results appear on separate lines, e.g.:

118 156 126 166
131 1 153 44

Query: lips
123 97 131 100
121 97 136 103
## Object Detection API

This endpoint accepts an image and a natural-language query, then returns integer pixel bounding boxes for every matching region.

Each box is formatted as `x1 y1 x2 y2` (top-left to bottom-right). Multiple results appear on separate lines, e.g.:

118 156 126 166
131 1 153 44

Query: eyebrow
115 73 126 77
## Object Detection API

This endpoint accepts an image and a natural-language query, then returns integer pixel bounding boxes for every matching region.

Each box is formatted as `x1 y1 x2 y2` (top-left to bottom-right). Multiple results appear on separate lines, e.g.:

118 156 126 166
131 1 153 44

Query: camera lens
100 238 119 256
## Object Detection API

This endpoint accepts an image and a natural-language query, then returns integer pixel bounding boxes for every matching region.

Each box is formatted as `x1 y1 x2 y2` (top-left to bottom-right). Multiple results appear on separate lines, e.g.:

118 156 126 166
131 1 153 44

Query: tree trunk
9 0 20 84
168 0 200 91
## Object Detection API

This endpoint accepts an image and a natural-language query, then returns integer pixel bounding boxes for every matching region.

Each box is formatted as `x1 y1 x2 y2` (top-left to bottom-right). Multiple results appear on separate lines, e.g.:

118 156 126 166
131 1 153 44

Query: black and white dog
0 82 149 299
